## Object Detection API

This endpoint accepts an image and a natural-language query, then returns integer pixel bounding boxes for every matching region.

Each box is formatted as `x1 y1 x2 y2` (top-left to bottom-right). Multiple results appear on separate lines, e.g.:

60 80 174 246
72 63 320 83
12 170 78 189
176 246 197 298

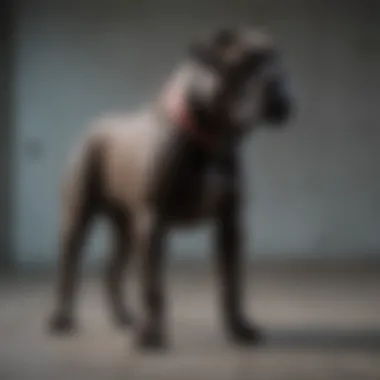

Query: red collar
163 86 215 150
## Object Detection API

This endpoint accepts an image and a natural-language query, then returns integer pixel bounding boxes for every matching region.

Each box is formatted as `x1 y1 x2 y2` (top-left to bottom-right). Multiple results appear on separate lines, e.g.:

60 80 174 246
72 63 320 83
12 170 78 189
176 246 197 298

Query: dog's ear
212 28 237 50
189 28 238 70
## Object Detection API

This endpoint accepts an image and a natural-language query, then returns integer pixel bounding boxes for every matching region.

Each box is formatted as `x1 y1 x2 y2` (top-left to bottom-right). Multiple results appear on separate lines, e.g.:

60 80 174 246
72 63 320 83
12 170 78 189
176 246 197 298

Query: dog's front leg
216 192 262 345
215 161 262 345
133 210 167 350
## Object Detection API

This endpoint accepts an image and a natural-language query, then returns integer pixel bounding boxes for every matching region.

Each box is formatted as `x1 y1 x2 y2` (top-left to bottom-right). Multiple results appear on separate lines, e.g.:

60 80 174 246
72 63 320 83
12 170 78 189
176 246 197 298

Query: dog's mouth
225 72 293 133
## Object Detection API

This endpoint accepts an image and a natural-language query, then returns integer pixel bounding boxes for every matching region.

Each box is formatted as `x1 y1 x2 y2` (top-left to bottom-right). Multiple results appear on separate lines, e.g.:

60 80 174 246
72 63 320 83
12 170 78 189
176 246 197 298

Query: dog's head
186 27 293 137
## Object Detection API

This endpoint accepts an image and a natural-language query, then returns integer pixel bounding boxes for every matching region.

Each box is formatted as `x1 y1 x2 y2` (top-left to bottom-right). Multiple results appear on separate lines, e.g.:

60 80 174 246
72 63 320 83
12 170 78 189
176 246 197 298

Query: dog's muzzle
262 75 293 125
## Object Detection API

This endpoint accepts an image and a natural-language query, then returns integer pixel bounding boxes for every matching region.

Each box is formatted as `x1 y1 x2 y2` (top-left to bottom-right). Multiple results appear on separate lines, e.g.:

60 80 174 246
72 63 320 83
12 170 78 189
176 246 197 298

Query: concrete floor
1 265 380 379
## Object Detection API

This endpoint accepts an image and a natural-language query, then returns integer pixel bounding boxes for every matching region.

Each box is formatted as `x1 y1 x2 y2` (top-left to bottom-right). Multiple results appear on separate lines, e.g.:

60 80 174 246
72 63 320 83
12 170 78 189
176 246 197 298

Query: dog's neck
160 64 221 151
164 87 214 149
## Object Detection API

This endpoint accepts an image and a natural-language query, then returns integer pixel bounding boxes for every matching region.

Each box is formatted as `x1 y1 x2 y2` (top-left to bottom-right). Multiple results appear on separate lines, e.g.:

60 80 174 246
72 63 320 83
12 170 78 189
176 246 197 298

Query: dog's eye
223 48 278 92
245 49 276 70
229 52 267 81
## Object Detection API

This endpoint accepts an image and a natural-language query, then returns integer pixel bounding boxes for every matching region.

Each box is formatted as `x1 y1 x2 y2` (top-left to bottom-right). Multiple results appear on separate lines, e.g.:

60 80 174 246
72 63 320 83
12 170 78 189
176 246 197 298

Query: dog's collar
162 85 216 150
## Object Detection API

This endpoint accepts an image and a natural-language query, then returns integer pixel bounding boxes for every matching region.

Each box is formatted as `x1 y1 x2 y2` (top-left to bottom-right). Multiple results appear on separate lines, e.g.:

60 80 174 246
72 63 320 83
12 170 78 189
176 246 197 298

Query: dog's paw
228 320 264 346
113 310 134 329
135 324 168 351
48 313 77 335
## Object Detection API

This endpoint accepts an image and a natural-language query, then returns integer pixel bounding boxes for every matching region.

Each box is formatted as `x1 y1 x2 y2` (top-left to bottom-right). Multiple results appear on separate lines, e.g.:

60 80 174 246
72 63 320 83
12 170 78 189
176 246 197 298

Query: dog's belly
155 166 231 226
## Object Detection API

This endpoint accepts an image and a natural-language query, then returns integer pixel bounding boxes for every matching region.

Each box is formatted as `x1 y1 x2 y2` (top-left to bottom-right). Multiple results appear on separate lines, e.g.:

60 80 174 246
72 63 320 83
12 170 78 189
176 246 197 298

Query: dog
48 26 293 350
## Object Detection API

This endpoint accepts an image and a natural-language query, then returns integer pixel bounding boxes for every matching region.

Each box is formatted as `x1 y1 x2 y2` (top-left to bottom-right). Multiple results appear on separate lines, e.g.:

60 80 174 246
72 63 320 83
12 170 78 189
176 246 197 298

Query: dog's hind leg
49 196 95 334
132 210 168 350
49 141 101 334
104 203 134 328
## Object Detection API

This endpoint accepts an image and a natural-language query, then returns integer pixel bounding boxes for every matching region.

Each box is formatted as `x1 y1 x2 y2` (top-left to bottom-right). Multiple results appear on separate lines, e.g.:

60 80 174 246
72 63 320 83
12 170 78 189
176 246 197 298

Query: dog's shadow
128 326 380 360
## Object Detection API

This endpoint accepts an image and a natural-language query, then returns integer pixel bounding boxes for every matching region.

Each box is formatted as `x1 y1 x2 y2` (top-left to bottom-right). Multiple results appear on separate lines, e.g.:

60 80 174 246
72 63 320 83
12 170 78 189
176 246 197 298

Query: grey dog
48 26 293 350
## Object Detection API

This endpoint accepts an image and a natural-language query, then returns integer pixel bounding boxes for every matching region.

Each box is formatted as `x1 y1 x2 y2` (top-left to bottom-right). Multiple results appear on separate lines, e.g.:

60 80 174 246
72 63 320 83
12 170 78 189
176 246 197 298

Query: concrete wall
0 0 13 271
12 0 380 267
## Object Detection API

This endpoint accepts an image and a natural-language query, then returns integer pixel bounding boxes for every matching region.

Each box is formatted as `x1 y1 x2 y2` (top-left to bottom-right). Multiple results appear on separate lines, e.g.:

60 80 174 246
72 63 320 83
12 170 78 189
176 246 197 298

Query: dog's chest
151 143 234 225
